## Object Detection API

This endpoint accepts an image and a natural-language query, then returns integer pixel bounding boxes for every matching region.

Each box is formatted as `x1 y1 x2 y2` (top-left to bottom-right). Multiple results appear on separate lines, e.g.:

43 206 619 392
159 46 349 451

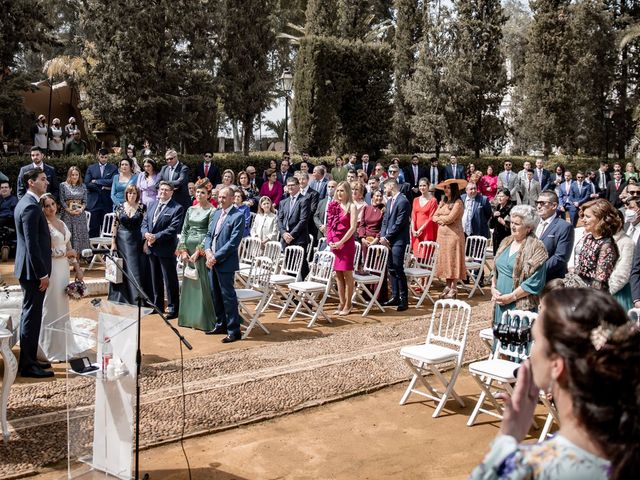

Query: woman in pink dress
479 165 498 202
411 178 439 256
327 181 358 316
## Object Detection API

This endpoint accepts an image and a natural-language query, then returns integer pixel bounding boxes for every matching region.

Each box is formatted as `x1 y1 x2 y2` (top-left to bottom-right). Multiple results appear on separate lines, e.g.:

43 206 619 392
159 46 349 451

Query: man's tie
616 181 620 190
431 167 436 184
537 220 548 238
215 210 227 235
287 197 296 230
204 163 209 177
100 164 105 177
169 166 174 179
152 203 165 227
506 171 510 184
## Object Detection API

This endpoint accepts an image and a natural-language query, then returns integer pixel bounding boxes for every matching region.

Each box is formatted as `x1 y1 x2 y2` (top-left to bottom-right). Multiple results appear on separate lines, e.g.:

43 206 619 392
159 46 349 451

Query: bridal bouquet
65 280 87 300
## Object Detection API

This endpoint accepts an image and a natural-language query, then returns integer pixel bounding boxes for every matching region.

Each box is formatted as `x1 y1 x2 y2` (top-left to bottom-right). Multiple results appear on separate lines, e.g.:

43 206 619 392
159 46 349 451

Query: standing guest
65 130 87 155
380 179 411 311
136 158 159 208
624 197 640 244
314 181 337 239
624 161 637 182
466 163 478 182
188 182 196 203
124 144 141 174
471 288 640 480
64 117 78 147
158 149 190 213
572 199 620 291
556 170 574 218
358 189 386 267
410 178 438 255
478 164 497 202
492 204 547 325
277 159 293 186
533 158 551 190
618 176 638 204
175 179 217 331
0 181 19 229
196 151 221 187
251 196 279 245
259 168 283 207
298 171 320 239
586 169 601 199
14 168 53 378
497 160 520 201
277 177 311 279
391 158 406 183
461 182 492 238
245 165 263 190
233 189 251 237
405 154 426 200
606 170 626 209
489 189 512 255
31 114 48 150
48 118 64 157
567 170 591 226
331 156 348 183
357 153 374 177
535 190 574 281
609 211 634 310
309 165 328 199
237 170 259 211
59 166 90 253
428 157 444 201
85 148 118 237
204 187 245 343
141 181 183 319
373 163 388 182
387 165 411 198
433 179 467 299
357 170 369 184
17 146 59 200
111 158 138 208
142 139 153 156
444 155 465 180
327 182 358 316
350 180 368 224
108 185 149 305
516 160 531 183
262 159 278 183
548 163 566 192
517 169 541 207
216 169 236 191
346 170 357 183
365 176 381 204
297 161 310 174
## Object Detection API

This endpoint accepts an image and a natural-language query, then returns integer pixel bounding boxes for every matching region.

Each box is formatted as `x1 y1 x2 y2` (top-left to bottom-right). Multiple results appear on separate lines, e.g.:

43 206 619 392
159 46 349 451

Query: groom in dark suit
277 177 311 279
204 187 245 343
141 181 183 319
380 179 411 311
14 168 54 378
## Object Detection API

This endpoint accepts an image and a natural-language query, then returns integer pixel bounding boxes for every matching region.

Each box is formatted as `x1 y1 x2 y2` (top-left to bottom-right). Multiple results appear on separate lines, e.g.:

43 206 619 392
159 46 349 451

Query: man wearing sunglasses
196 152 221 187
535 191 574 281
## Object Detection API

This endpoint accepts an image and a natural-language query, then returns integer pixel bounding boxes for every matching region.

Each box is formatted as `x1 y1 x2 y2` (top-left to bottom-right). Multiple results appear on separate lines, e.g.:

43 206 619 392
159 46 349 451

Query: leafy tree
305 0 338 36
264 118 287 140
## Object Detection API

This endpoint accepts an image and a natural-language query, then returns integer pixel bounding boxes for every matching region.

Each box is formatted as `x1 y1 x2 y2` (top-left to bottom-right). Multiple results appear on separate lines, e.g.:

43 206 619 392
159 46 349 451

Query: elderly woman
492 204 548 325
215 169 235 191
471 288 639 480
569 199 620 291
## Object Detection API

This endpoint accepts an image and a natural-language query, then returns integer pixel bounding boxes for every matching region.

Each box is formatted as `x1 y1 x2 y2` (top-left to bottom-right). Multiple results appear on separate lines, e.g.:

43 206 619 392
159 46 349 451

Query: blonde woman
250 196 279 244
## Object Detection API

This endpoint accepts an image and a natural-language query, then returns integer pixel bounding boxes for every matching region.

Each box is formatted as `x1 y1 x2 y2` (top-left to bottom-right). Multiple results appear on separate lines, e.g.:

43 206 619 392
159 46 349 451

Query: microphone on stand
82 248 111 258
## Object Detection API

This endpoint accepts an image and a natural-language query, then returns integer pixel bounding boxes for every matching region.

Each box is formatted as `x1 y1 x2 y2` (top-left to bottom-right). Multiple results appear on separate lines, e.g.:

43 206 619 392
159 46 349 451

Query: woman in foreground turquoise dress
176 179 217 331
491 205 547 326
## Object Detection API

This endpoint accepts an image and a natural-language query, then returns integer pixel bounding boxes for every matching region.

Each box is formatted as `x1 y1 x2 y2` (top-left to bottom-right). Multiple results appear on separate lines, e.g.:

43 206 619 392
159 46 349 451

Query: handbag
105 253 124 284
183 262 199 281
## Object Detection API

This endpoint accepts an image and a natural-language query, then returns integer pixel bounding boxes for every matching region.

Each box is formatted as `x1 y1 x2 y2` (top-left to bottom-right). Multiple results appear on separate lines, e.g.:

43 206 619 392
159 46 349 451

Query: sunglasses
535 201 552 206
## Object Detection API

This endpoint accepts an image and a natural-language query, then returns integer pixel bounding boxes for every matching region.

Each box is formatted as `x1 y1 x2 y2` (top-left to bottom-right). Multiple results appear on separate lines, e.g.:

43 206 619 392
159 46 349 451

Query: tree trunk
242 117 253 156
231 120 241 152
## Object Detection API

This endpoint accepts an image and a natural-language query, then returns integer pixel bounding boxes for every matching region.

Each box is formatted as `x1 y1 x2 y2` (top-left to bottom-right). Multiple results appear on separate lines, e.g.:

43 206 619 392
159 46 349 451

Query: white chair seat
289 281 325 292
353 273 380 283
400 344 458 364
271 273 296 284
239 262 251 271
235 289 263 301
469 358 519 382
90 236 111 245
465 261 481 269
404 267 432 278
479 328 494 341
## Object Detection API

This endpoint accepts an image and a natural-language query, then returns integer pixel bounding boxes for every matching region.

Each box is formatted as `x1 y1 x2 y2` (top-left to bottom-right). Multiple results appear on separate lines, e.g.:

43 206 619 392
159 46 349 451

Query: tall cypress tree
306 0 339 36
338 0 374 40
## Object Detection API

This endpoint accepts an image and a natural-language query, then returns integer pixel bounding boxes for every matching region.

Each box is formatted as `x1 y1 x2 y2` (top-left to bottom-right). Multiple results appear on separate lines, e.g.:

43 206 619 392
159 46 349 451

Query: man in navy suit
17 146 59 200
309 165 328 200
141 181 183 319
245 165 263 190
158 149 190 214
605 170 626 209
84 148 118 237
277 177 311 279
380 179 411 311
535 191 574 281
404 154 427 200
533 158 551 191
461 182 492 238
195 151 221 187
443 155 465 180
14 168 53 377
277 159 293 186
567 171 591 226
595 161 611 197
356 153 374 178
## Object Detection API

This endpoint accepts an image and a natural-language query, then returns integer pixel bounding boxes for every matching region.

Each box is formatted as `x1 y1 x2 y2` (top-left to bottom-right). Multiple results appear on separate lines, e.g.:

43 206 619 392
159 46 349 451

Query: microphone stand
88 249 192 480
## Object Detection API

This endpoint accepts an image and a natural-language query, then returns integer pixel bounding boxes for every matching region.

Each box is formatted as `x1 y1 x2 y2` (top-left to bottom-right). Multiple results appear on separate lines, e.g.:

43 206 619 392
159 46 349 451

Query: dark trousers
388 241 408 301
147 253 180 314
282 240 310 279
19 279 46 371
210 269 241 337
88 207 108 237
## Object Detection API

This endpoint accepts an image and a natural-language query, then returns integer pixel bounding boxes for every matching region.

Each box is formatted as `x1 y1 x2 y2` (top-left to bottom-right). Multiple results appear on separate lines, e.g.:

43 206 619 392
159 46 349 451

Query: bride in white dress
38 194 85 362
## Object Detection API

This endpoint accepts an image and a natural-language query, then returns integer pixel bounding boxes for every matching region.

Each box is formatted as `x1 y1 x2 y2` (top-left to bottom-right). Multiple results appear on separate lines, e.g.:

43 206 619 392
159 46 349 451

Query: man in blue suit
158 149 190 214
535 191 574 281
14 168 54 378
17 146 59 200
533 158 551 191
461 182 492 238
277 177 311 279
567 171 591 226
141 181 183 319
443 155 465 180
380 179 411 311
84 148 118 237
204 187 245 343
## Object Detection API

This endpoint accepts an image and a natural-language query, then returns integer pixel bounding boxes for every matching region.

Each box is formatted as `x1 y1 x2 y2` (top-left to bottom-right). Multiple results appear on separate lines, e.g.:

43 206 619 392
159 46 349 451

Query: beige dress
433 199 467 280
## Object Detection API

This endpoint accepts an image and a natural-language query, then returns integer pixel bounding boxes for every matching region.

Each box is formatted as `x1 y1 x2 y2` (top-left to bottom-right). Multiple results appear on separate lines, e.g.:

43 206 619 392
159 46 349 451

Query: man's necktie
215 210 227 235
506 172 510 184
288 197 296 230
100 165 105 177
152 203 165 227
431 168 436 184
616 181 620 190
204 163 209 177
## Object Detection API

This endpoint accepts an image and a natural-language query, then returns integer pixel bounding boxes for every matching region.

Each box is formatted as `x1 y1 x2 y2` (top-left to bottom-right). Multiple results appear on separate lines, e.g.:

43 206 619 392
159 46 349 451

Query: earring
545 377 555 401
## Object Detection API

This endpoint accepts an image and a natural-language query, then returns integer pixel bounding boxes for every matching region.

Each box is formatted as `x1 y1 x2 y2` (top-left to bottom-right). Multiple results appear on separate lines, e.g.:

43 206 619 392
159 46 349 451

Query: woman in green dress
491 205 548 326
176 178 217 331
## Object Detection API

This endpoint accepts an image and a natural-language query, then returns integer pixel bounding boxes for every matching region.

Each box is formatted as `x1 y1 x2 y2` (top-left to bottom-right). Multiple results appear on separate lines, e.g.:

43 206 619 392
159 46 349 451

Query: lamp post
280 68 293 153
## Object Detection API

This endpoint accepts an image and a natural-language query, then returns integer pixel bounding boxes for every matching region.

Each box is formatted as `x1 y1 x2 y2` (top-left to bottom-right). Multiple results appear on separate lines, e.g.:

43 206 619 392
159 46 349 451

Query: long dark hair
541 288 640 479
443 183 462 205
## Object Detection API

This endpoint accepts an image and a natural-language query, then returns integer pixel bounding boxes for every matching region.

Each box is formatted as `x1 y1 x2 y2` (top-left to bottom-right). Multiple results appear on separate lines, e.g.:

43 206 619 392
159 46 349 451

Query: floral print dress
573 234 618 291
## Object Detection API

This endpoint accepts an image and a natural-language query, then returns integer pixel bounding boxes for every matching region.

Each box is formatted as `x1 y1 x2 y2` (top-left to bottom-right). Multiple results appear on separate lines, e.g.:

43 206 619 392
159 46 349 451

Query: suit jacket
17 163 59 200
276 170 293 186
556 180 574 208
13 193 52 281
427 165 444 185
158 163 190 211
533 168 551 191
309 178 328 199
380 193 410 245
404 165 427 188
518 178 541 207
568 181 591 208
547 173 564 192
277 194 310 247
84 162 118 210
606 179 626 208
141 199 184 258
460 194 492 238
595 170 611 194
204 206 244 273
444 164 465 180
195 162 221 187
539 215 574 281
356 162 374 177
497 170 520 198
314 197 329 231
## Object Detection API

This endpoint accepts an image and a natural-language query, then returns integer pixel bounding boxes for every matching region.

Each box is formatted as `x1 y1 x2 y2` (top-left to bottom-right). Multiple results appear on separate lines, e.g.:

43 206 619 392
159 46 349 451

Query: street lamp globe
280 68 293 93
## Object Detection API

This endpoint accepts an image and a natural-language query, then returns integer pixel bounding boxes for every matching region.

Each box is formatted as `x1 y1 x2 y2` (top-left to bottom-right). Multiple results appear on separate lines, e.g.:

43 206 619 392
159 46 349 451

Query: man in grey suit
158 149 190 214
497 160 520 200
518 169 541 207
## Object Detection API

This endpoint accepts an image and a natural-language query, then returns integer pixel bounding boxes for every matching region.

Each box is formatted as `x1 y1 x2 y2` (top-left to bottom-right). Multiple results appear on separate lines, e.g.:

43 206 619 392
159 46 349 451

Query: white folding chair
267 245 305 310
459 235 488 298
399 299 472 417
403 243 414 268
405 241 440 307
88 213 116 269
84 210 91 231
306 234 315 262
352 244 388 316
262 240 282 266
236 256 273 339
238 236 262 271
278 250 335 328
479 327 495 359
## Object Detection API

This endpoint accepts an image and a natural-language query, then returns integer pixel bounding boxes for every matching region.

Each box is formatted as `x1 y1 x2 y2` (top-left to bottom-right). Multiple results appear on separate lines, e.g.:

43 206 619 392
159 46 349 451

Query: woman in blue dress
491 205 548 326
111 158 138 208
233 189 251 237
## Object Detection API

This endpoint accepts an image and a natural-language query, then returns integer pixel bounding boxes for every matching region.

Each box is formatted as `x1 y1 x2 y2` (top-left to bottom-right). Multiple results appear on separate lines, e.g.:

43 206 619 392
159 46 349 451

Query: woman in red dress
258 168 283 207
411 178 439 256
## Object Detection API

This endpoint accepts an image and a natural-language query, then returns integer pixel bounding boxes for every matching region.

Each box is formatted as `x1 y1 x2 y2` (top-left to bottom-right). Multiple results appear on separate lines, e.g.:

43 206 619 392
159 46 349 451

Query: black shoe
397 304 409 312
20 365 54 378
383 297 400 307
221 334 240 344
206 325 227 335
37 361 52 369
166 312 178 320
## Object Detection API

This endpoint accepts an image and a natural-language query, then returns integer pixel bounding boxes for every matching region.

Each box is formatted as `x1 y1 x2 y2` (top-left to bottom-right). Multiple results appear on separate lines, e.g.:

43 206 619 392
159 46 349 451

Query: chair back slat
246 256 273 291
101 213 116 237
465 235 488 263
263 241 282 267
363 244 388 275
309 251 335 282
353 241 361 270
427 299 472 351
282 245 305 277
239 237 262 263
415 241 439 270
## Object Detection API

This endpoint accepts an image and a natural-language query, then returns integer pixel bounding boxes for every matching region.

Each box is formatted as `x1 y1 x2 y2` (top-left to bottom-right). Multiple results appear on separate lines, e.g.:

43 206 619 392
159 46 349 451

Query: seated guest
471 288 639 480
358 189 385 268
331 156 348 183
136 158 160 208
233 189 251 237
251 196 279 245
111 158 138 208
492 204 547 325
610 211 634 310
259 168 283 207
245 165 262 190
356 169 369 185
262 159 278 183
216 169 236 192
410 178 438 256
59 166 90 253
489 189 512 255
350 181 368 224
237 170 259 211
0 181 18 229
373 163 388 182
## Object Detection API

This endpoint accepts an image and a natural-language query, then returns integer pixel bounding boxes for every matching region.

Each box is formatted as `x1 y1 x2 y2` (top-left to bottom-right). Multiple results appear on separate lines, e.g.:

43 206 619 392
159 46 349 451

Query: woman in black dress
489 188 512 255
108 184 149 304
